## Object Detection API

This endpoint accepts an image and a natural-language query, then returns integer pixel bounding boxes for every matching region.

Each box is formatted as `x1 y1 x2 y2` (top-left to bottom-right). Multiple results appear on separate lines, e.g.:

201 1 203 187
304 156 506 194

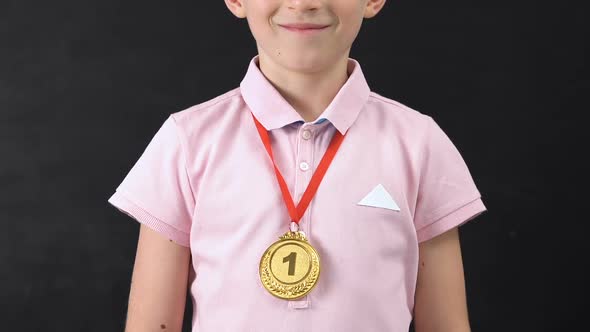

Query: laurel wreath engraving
259 232 320 299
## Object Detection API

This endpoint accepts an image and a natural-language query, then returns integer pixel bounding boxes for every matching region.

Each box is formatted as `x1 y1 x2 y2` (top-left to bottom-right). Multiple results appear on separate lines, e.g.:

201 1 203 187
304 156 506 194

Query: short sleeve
414 116 487 243
107 115 195 247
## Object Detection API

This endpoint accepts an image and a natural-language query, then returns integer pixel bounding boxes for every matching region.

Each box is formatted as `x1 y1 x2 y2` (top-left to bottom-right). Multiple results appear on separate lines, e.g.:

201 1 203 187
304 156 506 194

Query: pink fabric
108 54 487 331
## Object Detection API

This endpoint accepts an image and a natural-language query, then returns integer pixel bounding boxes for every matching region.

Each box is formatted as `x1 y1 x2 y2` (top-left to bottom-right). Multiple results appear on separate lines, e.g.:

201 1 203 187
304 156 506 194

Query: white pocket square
357 184 401 211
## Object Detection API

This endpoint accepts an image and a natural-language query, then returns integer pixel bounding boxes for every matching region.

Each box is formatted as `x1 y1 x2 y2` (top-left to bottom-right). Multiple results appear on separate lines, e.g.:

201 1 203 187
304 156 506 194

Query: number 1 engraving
283 252 297 275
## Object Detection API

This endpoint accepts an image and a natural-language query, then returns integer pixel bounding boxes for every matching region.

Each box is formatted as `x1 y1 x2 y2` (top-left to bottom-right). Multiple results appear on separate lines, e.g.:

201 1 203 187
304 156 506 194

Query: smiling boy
108 1 487 331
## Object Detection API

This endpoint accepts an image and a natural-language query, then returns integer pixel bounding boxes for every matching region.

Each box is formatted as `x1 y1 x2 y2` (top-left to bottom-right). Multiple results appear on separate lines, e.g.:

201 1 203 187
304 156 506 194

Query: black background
1 0 586 331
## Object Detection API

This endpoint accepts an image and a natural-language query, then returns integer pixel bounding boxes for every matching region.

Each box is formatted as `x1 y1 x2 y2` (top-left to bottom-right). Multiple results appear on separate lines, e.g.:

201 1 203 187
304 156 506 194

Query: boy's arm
124 224 191 332
413 227 472 332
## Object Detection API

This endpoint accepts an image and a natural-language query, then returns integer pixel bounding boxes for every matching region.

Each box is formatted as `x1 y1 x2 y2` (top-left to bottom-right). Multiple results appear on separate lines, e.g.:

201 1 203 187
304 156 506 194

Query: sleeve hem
416 197 487 243
108 190 191 247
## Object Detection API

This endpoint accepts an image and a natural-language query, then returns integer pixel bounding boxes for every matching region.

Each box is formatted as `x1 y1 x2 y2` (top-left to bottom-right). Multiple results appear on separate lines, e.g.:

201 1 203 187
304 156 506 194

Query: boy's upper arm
413 227 471 332
125 223 191 332
414 115 487 243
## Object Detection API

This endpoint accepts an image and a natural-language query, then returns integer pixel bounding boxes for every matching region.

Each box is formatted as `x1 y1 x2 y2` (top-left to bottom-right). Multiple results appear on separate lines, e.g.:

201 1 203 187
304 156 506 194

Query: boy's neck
256 49 351 123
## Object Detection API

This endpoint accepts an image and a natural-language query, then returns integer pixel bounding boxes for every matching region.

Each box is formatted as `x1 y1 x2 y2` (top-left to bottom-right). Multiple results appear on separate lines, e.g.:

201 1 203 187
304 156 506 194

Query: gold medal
251 112 345 300
259 230 320 300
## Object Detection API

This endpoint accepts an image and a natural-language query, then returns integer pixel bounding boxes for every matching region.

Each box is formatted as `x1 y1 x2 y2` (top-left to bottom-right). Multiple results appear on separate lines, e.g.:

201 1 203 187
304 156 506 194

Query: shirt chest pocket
311 183 414 266
346 183 413 249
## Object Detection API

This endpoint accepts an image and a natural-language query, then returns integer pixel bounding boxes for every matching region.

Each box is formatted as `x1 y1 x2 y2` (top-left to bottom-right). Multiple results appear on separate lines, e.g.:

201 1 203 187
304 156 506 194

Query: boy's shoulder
368 91 431 124
366 91 434 141
171 87 243 122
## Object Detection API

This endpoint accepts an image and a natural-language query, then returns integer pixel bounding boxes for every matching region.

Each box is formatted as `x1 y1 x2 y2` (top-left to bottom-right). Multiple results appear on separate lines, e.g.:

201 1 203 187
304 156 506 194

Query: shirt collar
239 54 371 135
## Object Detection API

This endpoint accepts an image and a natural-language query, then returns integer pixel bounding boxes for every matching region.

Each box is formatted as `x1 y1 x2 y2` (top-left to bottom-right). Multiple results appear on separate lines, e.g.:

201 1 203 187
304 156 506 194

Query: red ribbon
251 112 346 225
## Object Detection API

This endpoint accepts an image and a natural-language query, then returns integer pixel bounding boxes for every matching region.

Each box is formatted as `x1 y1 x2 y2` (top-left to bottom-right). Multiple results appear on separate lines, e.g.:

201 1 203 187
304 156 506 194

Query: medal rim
259 232 321 300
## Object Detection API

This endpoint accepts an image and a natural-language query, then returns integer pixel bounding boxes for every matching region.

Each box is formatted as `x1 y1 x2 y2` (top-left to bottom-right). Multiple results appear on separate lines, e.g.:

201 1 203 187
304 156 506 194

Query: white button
299 162 310 171
302 130 312 140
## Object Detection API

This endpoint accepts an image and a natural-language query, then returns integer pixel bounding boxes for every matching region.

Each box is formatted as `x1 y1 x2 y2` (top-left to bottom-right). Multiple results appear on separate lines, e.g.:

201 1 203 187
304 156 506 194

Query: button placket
288 124 315 309
298 125 314 240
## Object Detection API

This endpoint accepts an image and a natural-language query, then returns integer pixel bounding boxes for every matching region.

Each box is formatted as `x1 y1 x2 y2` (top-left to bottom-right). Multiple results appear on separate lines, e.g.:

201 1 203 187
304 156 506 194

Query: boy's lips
278 23 331 34
280 23 330 29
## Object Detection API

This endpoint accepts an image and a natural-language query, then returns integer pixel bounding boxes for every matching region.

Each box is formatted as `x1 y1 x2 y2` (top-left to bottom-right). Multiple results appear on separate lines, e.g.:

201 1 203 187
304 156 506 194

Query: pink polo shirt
108 54 487 331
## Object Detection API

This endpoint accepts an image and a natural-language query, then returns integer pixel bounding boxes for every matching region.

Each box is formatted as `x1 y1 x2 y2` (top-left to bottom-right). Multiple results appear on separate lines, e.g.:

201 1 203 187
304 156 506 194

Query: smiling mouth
279 25 330 34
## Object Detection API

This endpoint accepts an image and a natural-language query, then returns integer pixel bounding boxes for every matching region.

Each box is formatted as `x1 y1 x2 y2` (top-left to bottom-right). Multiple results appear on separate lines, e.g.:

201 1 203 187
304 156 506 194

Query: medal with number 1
251 112 346 300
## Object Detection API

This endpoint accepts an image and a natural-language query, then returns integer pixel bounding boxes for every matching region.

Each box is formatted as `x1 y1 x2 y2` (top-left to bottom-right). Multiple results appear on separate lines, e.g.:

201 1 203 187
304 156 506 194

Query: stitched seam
414 115 432 224
170 114 197 218
368 92 422 113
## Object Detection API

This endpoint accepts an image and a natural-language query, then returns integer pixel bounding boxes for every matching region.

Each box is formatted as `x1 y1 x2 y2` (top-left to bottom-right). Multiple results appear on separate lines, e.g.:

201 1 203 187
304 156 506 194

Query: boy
108 0 487 331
